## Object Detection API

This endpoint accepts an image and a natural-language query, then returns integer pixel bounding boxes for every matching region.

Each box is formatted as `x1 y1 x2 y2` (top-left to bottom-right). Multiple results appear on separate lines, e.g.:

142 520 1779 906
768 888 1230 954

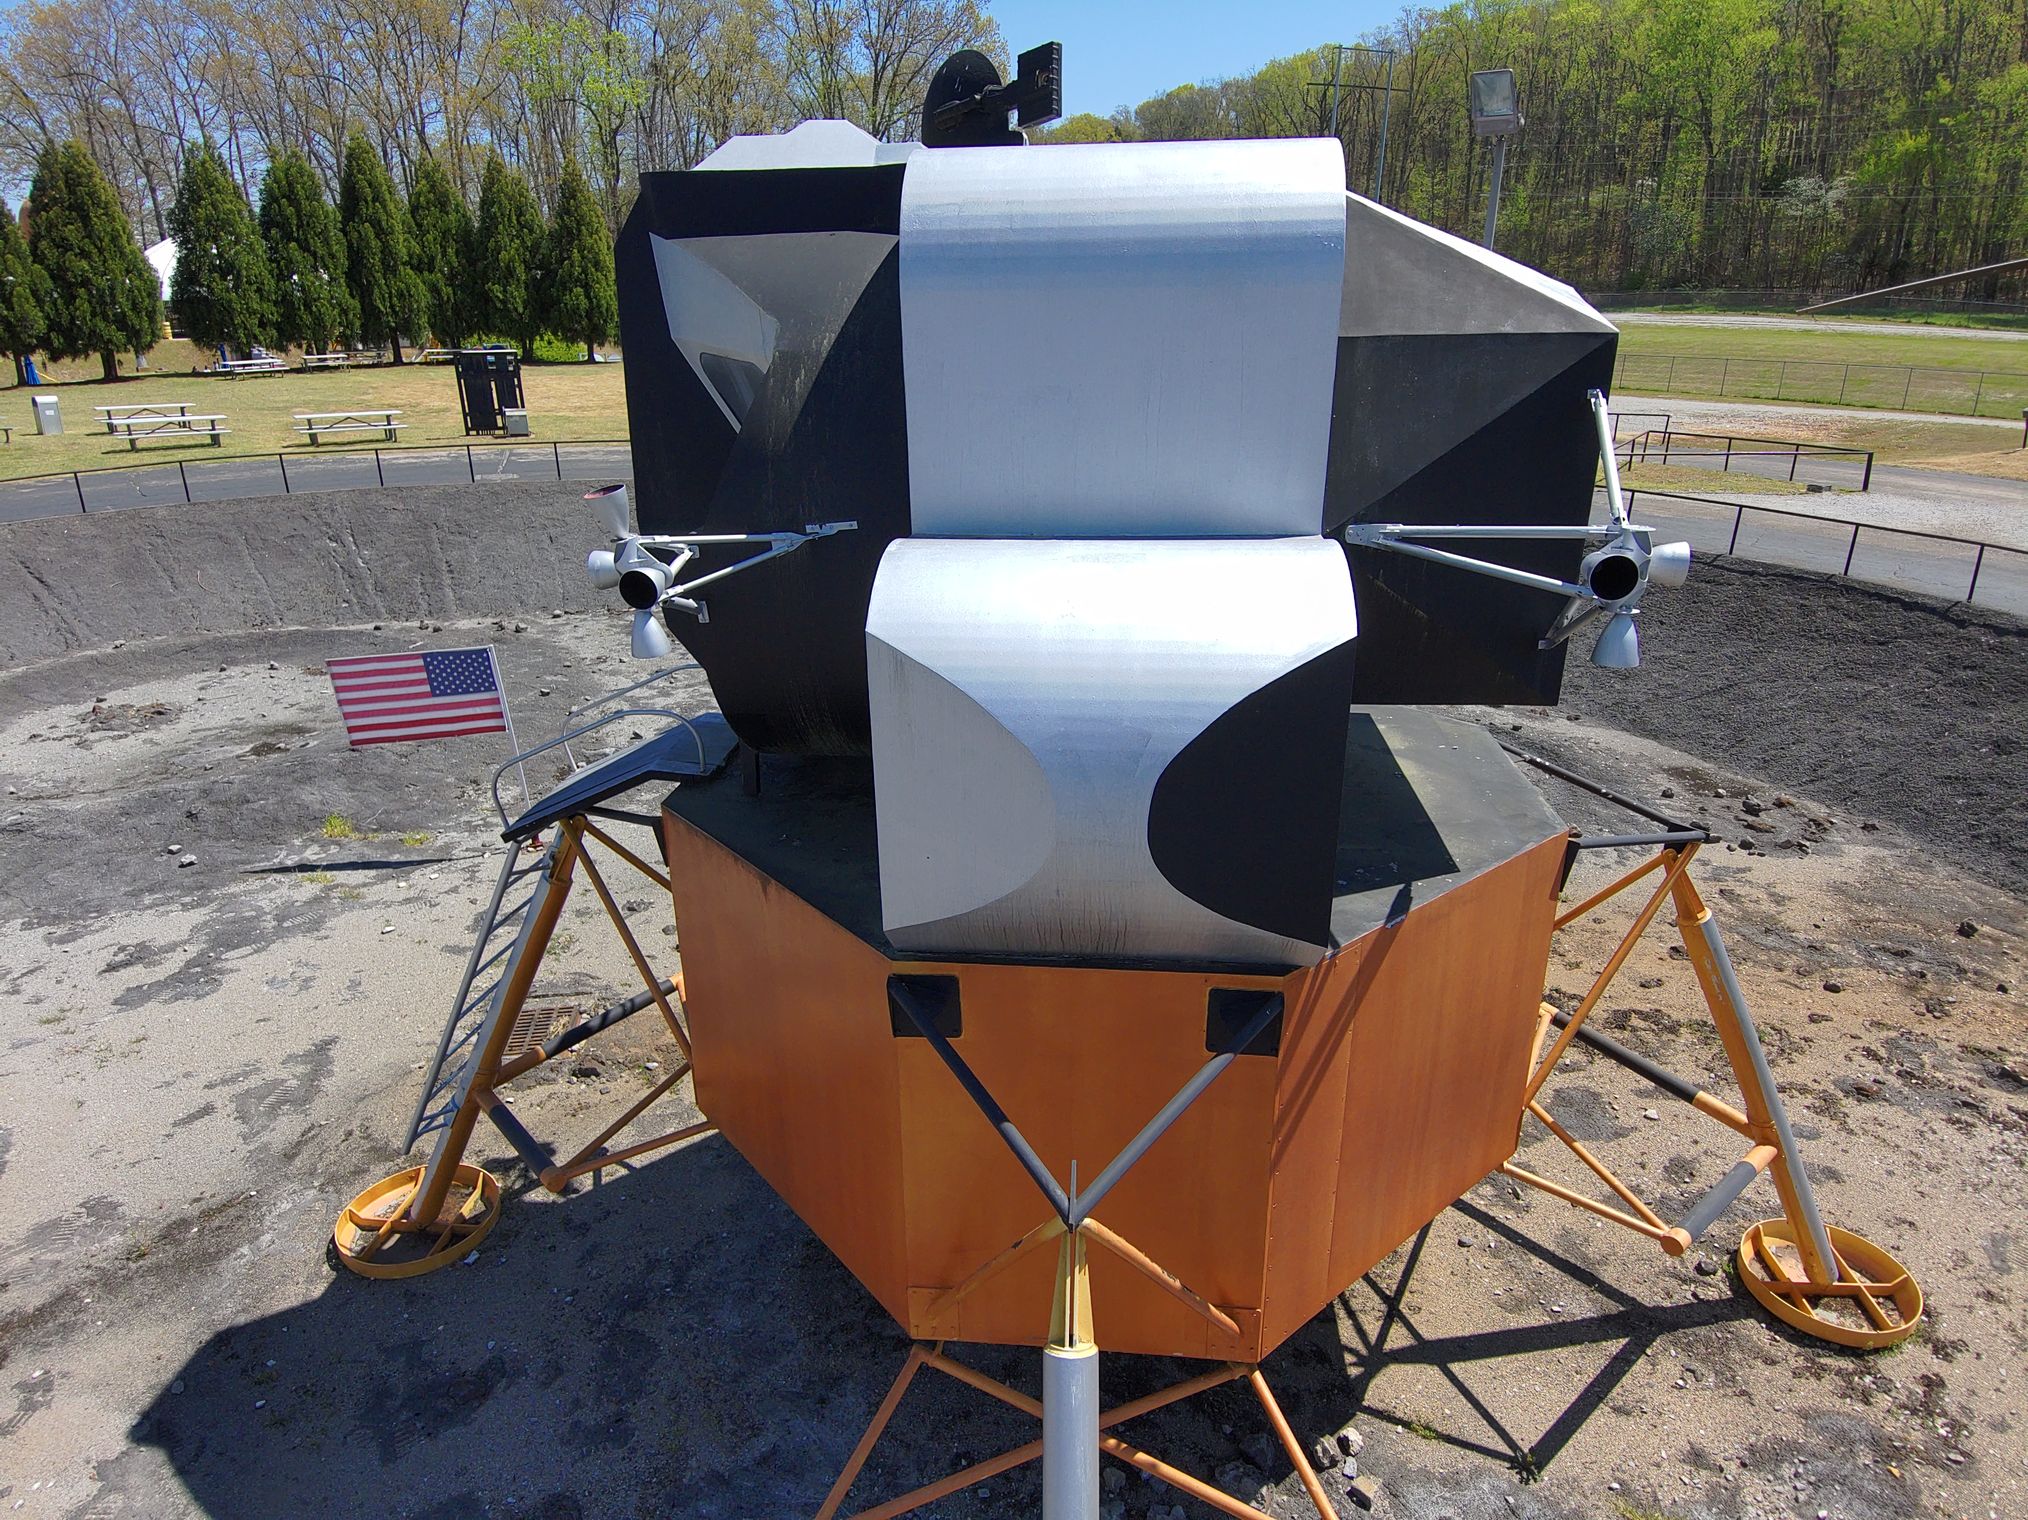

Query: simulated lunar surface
1 483 2022 1519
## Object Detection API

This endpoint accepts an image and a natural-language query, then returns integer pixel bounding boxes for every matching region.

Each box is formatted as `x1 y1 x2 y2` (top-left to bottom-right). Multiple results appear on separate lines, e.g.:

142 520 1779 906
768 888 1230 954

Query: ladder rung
488 895 536 932
456 979 503 1019
471 939 516 978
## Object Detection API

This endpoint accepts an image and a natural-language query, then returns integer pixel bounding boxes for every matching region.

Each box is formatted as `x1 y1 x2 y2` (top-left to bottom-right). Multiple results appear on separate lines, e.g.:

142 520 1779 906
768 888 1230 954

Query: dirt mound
1564 557 2028 891
0 483 610 664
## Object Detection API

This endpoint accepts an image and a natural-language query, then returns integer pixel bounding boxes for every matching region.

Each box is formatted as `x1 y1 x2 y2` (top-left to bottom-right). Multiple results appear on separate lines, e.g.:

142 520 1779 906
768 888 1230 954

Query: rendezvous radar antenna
335 40 1924 1520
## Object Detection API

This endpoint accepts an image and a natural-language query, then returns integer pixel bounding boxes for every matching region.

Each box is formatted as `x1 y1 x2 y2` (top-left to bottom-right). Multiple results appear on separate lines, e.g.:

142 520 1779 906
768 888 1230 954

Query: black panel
1326 331 1617 705
889 973 962 1038
1145 640 1358 947
613 166 913 755
1205 988 1283 1056
1333 711 1457 893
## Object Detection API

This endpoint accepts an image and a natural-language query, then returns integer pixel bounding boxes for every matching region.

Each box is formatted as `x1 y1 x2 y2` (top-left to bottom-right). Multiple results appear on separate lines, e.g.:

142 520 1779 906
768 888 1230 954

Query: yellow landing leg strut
335 816 707 1278
1515 839 1922 1349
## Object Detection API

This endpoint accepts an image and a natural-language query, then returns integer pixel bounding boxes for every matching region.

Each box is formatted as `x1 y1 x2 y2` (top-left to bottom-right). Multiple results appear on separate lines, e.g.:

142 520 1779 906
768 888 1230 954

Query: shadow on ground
123 1130 1766 1520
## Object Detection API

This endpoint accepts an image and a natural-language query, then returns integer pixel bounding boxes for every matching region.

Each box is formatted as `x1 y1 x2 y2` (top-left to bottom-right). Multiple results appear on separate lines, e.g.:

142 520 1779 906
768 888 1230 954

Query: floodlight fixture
1468 69 1521 138
1469 68 1521 248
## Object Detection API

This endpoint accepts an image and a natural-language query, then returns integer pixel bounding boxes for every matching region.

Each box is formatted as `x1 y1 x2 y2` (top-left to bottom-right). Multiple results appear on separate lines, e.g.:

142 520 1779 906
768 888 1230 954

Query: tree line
0 0 998 243
1044 0 2026 298
3 0 2017 308
0 138 617 383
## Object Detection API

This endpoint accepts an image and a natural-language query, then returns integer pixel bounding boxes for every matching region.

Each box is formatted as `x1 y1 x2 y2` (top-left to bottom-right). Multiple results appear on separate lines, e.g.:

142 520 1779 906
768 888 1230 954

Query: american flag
328 647 509 747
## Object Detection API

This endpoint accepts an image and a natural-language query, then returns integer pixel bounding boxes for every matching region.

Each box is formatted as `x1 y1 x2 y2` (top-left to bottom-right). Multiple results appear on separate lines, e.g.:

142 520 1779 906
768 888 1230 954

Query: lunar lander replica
335 46 1924 1520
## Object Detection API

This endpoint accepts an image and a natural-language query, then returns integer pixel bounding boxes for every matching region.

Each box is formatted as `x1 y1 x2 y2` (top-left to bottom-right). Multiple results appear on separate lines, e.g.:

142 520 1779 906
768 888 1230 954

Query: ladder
403 833 563 1155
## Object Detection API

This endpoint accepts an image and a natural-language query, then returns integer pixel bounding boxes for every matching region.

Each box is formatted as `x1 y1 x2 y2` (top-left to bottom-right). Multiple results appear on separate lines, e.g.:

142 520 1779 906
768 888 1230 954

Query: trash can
32 394 61 436
502 408 531 438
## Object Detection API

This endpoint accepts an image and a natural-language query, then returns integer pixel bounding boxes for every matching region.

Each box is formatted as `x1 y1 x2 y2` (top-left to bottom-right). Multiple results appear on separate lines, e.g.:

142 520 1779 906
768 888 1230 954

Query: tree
408 153 474 346
474 154 545 359
542 157 617 361
167 140 275 355
25 140 160 381
260 150 355 352
0 198 51 384
337 133 422 363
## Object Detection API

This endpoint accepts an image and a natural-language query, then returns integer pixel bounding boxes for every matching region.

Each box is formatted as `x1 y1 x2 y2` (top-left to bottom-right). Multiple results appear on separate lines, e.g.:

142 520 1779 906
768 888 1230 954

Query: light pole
1311 44 1401 203
1469 67 1522 250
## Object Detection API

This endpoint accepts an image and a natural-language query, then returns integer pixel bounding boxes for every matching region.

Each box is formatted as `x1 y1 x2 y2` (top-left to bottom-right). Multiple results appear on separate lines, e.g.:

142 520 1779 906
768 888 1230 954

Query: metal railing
1611 351 2028 420
0 437 632 521
1617 427 1875 490
1613 486 2026 614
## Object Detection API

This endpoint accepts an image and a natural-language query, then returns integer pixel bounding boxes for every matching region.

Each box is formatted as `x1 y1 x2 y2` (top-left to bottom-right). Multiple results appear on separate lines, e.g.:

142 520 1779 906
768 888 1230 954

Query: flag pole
487 645 535 809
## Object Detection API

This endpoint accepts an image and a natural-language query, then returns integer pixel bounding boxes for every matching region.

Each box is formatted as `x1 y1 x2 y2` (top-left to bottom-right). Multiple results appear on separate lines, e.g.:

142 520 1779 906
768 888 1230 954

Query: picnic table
293 409 405 444
112 413 229 449
211 357 288 377
302 352 352 369
346 347 387 365
415 348 457 363
95 401 196 433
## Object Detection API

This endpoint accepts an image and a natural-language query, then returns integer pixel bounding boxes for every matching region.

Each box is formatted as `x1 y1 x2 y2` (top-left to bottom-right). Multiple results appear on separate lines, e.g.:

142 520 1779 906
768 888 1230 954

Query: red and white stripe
327 650 507 747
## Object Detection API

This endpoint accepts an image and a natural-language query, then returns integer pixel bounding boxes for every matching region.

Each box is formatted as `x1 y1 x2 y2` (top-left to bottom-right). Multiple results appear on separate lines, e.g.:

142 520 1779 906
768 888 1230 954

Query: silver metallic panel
898 140 1347 537
1338 193 1616 338
866 536 1357 965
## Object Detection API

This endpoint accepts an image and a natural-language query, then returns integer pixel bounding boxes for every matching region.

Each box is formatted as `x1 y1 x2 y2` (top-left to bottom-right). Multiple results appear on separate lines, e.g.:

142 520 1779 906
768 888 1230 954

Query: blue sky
986 1 1400 119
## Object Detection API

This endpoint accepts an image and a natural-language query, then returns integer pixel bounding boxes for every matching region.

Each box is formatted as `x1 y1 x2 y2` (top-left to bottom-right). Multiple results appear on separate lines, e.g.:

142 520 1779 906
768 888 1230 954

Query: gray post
1328 45 1344 142
1041 1343 1099 1520
1694 914 1840 1279
1481 136 1507 249
1374 50 1395 201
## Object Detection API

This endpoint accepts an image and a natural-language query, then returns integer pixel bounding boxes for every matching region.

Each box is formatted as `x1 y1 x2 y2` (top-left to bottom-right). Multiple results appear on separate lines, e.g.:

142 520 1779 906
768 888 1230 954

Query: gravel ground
0 485 2023 1520
1561 560 2027 894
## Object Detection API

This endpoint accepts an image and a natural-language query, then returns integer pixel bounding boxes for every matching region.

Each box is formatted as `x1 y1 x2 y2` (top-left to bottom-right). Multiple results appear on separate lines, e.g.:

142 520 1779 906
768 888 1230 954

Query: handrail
559 664 702 768
490 707 706 830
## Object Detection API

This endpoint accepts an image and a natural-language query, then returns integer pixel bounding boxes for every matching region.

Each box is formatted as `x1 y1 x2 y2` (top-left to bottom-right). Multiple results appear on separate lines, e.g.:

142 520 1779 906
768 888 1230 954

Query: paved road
1611 489 2027 615
1613 312 2028 342
0 442 634 524
1629 392 2022 433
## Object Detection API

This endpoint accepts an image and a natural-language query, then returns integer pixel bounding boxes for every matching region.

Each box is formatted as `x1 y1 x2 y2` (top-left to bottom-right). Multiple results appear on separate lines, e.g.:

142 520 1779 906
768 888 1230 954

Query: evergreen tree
407 153 474 348
337 134 423 363
26 141 161 382
542 157 617 362
260 150 354 352
474 154 546 360
0 198 51 385
167 141 276 356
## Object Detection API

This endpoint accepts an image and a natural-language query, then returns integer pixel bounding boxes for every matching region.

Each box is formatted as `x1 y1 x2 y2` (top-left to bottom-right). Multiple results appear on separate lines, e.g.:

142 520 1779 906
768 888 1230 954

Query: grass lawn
1613 462 1815 495
1614 320 2028 417
1607 303 2028 334
0 341 628 483
1615 321 2028 374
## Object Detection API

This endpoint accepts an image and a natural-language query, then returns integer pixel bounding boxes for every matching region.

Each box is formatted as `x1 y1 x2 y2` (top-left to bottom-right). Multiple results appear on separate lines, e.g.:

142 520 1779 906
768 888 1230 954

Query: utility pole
1328 44 1344 141
1373 50 1395 202
1309 45 1400 204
